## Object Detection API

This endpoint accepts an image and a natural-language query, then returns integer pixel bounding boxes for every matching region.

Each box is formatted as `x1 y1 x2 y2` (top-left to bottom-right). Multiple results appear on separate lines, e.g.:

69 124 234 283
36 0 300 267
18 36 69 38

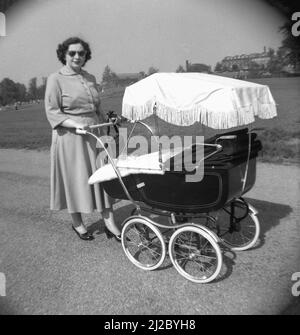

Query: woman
45 37 121 241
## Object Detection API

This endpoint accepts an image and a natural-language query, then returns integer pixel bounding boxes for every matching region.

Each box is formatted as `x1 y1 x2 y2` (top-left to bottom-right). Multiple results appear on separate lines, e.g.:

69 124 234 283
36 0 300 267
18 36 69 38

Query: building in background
214 47 275 79
221 47 271 72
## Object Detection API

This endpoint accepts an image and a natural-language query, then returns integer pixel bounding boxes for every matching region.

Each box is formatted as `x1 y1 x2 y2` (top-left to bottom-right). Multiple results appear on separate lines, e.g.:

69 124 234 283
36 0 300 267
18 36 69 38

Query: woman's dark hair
56 37 92 66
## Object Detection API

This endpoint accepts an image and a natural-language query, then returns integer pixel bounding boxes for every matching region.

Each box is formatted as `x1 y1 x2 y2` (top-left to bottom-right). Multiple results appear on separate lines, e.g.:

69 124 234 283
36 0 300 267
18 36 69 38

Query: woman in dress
45 37 121 241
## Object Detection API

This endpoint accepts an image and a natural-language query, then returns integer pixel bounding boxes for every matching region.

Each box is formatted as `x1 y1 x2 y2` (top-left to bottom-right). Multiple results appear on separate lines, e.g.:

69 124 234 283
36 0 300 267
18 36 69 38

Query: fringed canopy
122 73 277 129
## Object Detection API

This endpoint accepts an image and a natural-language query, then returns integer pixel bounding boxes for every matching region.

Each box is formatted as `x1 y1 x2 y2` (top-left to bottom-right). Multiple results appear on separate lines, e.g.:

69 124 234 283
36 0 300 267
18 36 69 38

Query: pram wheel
121 217 166 271
217 198 260 251
168 226 222 284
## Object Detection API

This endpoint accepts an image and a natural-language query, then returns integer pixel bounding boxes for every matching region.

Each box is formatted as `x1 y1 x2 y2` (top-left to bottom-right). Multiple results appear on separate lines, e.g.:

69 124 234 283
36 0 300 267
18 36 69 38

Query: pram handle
75 122 116 135
75 128 88 135
89 122 116 129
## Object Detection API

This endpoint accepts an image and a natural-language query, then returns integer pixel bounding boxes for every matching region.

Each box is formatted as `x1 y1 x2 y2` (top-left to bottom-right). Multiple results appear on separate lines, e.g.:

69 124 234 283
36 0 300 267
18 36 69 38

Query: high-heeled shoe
72 226 94 241
104 226 121 242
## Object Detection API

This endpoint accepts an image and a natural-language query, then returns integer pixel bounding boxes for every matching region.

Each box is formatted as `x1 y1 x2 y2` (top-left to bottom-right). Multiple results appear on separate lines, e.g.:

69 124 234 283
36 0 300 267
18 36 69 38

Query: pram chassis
77 118 261 284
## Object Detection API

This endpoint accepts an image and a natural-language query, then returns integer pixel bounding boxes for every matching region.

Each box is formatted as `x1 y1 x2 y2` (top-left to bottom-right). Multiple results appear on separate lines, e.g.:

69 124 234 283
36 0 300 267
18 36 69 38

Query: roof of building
222 51 271 62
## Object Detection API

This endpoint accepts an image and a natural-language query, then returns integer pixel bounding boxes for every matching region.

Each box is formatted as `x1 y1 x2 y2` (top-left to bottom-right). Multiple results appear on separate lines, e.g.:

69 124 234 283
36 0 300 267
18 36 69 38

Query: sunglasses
67 50 86 57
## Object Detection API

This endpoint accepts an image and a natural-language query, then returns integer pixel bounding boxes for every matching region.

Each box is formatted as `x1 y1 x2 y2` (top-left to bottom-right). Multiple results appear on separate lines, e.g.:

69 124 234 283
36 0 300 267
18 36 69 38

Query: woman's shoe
72 226 94 241
104 226 121 242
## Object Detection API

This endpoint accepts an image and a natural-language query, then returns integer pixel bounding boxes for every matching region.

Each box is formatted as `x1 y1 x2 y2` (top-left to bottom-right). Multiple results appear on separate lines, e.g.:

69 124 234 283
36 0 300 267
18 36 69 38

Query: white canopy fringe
122 73 277 129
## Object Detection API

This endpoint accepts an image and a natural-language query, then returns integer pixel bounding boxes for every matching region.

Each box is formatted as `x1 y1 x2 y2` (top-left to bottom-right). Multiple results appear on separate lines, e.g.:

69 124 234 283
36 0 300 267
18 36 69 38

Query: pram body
83 73 276 283
101 128 261 214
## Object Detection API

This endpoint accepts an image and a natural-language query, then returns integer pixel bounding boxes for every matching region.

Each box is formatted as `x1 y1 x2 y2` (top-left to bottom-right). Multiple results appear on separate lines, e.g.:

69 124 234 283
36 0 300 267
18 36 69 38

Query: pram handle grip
75 128 88 135
76 123 116 135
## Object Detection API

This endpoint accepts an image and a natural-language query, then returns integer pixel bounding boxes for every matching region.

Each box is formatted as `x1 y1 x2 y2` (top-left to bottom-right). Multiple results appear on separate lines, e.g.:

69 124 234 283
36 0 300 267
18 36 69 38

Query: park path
0 149 299 315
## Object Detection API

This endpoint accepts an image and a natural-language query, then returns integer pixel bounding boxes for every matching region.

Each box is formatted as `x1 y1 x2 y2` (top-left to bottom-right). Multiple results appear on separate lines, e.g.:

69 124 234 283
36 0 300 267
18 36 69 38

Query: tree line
0 77 46 107
100 63 206 89
0 63 188 106
100 65 163 88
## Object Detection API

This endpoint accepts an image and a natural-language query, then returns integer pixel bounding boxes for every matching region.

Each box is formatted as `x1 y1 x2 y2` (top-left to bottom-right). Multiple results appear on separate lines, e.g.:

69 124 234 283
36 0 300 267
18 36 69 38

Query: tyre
217 199 260 251
168 226 222 283
121 217 166 271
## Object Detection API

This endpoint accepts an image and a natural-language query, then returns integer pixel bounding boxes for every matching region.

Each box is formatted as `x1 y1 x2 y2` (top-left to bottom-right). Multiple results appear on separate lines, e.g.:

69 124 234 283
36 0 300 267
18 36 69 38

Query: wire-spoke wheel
217 199 260 251
121 217 166 271
168 226 222 283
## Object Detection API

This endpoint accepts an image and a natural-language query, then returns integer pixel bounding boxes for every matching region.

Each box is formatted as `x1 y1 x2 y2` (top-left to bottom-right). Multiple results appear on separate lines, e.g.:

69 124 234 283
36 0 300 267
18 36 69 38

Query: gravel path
0 149 299 315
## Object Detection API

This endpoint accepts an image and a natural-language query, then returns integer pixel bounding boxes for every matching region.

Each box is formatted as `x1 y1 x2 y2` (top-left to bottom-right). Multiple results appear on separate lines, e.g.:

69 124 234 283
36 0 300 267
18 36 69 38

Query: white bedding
88 148 183 185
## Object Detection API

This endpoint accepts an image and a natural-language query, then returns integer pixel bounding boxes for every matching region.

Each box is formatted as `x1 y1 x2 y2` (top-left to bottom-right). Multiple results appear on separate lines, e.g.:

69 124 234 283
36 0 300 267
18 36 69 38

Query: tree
280 26 300 68
101 65 118 87
0 0 18 13
214 62 223 72
28 77 38 100
186 63 211 73
147 66 159 76
175 65 185 73
36 77 47 100
267 47 275 58
138 71 146 80
102 65 112 82
265 0 300 69
264 0 297 18
266 57 282 73
15 83 27 102
0 78 18 105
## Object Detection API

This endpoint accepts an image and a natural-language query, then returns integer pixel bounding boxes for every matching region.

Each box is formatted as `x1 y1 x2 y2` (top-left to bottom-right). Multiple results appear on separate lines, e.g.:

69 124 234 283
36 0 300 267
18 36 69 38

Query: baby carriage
78 73 277 283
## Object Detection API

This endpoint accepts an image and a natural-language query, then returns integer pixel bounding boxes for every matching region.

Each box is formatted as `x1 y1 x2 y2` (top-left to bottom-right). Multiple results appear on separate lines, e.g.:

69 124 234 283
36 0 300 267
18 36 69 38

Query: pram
77 73 277 283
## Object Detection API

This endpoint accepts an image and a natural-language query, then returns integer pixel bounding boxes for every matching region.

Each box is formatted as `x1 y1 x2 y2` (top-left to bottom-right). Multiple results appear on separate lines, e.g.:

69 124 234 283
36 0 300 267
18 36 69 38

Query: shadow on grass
214 196 293 282
280 297 300 315
243 197 293 249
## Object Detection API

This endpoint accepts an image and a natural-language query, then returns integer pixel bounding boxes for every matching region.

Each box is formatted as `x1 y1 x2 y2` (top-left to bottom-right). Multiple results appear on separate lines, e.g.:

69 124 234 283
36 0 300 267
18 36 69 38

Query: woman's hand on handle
60 119 90 134
75 124 90 135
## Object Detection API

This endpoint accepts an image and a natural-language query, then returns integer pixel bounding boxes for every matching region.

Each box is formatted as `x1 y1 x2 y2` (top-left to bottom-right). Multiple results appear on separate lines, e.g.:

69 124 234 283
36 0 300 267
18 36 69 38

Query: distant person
14 102 18 110
44 37 121 242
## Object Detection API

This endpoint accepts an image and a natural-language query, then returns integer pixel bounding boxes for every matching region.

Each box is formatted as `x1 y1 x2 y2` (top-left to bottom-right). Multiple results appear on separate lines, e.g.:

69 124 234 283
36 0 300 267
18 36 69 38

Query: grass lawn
0 103 51 150
0 77 299 163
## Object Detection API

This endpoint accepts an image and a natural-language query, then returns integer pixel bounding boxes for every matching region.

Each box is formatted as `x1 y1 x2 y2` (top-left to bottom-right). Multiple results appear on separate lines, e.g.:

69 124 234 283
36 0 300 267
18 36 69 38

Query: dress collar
59 66 86 76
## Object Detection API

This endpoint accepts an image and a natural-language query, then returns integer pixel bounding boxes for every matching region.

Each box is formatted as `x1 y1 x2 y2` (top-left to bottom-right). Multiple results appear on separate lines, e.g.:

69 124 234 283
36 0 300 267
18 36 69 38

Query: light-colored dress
45 66 111 213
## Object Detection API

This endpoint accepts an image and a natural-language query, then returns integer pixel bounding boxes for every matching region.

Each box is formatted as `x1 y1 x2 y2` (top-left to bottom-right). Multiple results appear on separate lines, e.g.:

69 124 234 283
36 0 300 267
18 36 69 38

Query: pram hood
122 73 277 129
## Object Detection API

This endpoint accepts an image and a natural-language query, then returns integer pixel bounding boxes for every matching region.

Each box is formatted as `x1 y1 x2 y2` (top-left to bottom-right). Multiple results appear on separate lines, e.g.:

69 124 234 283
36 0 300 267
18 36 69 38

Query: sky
0 0 286 86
